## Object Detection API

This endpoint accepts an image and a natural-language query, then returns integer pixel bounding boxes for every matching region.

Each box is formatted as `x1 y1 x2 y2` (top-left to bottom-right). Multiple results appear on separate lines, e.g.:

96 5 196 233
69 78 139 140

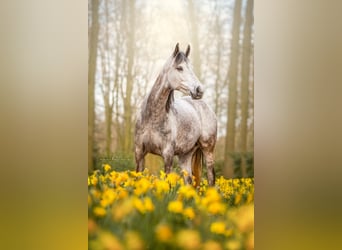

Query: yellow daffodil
183 207 195 220
124 231 145 250
90 175 98 186
202 240 222 250
155 224 173 242
207 201 226 215
154 179 170 197
167 200 183 214
159 170 166 179
234 193 242 205
96 231 124 250
166 172 180 188
205 187 221 203
178 185 197 200
225 240 241 250
93 206 106 217
133 177 151 196
100 188 116 207
117 188 128 200
112 199 134 221
210 221 232 236
103 164 111 172
176 229 201 250
133 197 146 214
143 197 154 212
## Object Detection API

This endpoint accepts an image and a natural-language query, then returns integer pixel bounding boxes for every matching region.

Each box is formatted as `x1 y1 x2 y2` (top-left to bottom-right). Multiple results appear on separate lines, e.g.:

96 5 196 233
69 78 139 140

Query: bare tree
122 0 135 154
248 43 254 152
98 0 112 156
186 0 201 79
89 0 100 171
113 29 123 152
211 1 227 118
224 0 242 178
239 0 253 176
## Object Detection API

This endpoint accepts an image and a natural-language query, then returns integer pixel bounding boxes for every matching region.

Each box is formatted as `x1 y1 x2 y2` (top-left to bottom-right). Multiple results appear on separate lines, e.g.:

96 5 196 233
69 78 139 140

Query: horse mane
166 90 174 112
144 52 188 116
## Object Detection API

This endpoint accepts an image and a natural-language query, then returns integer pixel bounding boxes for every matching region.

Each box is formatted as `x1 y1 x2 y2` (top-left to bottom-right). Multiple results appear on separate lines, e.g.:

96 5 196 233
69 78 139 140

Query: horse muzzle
191 86 203 99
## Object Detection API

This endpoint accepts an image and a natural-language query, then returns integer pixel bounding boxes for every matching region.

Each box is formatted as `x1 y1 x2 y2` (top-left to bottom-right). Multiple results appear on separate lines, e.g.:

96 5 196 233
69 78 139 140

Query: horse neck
143 73 174 123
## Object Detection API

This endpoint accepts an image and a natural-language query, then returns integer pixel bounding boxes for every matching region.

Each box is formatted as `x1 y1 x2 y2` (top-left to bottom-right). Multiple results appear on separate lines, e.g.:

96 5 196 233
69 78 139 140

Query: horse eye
176 66 183 71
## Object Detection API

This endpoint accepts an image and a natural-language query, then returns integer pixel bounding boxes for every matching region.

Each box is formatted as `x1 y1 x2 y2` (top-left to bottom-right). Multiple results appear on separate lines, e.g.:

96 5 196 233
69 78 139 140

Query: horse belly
174 127 200 155
142 131 167 156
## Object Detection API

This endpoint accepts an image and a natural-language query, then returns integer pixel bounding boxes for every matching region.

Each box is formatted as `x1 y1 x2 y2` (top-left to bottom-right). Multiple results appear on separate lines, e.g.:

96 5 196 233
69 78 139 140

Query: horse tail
191 148 203 188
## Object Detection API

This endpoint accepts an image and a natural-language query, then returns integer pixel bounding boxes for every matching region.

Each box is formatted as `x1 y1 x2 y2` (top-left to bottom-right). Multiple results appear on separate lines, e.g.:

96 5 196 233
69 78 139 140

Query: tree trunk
114 49 122 152
114 0 124 152
105 102 112 156
187 0 201 79
88 0 99 172
223 0 242 178
248 46 254 152
214 8 223 116
103 0 114 157
123 0 135 154
239 0 253 177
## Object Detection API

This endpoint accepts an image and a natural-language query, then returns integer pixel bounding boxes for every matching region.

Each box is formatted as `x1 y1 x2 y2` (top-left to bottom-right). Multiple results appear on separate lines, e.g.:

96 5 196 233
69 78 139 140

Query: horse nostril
196 86 199 92
196 86 203 98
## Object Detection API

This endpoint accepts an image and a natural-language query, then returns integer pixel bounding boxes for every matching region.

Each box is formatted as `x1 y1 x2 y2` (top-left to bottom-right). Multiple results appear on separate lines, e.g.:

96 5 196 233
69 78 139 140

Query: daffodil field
88 165 254 250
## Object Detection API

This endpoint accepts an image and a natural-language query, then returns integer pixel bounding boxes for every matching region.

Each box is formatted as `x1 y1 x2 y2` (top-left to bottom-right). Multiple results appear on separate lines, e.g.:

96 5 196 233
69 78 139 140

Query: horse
134 43 217 186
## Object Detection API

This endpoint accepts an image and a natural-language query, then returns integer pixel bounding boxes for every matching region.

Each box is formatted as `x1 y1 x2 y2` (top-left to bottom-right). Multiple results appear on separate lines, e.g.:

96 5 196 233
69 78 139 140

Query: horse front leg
163 155 173 174
162 147 174 174
135 145 145 172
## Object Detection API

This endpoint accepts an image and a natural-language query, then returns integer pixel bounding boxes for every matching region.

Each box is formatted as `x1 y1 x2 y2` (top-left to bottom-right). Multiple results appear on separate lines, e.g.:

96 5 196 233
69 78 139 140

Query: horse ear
173 43 180 57
185 44 191 57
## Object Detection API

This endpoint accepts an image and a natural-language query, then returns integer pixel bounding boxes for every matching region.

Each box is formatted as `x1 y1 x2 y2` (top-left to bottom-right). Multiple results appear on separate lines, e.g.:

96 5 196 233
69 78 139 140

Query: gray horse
135 43 217 186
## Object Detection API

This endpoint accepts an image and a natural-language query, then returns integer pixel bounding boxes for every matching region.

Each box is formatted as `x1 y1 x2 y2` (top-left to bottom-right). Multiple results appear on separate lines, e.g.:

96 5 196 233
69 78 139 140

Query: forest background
88 0 254 178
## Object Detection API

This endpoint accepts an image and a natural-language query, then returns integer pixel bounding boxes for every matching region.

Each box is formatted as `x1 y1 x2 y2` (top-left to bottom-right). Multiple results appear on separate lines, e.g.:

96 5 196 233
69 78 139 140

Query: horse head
166 43 204 99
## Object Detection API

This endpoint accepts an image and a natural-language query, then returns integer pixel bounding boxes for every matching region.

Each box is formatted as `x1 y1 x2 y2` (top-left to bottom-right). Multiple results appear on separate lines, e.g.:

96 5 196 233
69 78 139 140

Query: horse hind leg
199 134 216 186
178 153 194 185
203 149 215 186
191 148 203 187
